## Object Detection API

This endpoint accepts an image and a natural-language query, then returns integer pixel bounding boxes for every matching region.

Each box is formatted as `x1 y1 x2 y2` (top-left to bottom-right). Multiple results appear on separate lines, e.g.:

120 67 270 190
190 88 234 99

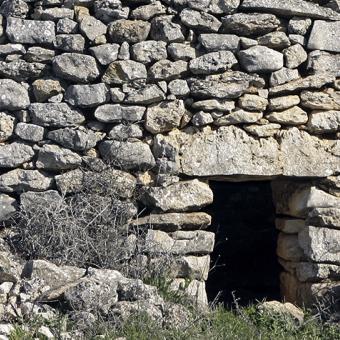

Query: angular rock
145 100 187 134
192 111 214 126
189 70 265 99
57 18 78 34
102 60 147 84
79 15 107 41
170 255 210 280
124 84 165 105
257 31 291 50
168 79 190 97
301 90 340 111
189 51 237 75
150 16 185 43
308 110 340 134
6 18 55 45
275 218 305 234
269 74 335 96
94 104 145 123
270 68 300 87
266 106 308 125
0 112 15 142
0 0 29 18
239 94 268 111
222 13 280 37
131 41 167 63
167 43 196 61
295 262 340 282
99 140 155 170
238 46 283 73
29 103 85 127
109 124 143 140
108 20 150 44
244 123 281 137
308 21 340 53
132 212 211 232
199 34 240 52
15 123 45 142
0 60 48 82
40 7 74 20
269 96 300 111
283 44 307 69
187 0 240 15
55 34 85 53
307 51 340 77
94 0 130 23
0 194 17 222
36 144 82 171
0 169 53 193
65 83 109 108
145 229 215 255
241 0 340 20
144 179 213 212
55 168 83 194
89 44 120 65
149 60 188 81
24 47 56 63
0 44 26 56
215 110 262 125
32 78 63 102
0 79 27 111
52 53 100 83
299 226 340 264
288 17 312 36
131 1 166 21
47 127 103 151
180 9 221 32
0 142 34 168
192 99 235 112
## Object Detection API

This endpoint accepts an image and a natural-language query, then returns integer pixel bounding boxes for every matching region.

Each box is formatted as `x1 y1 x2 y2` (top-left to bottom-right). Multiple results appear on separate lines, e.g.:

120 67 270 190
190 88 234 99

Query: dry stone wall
0 0 339 307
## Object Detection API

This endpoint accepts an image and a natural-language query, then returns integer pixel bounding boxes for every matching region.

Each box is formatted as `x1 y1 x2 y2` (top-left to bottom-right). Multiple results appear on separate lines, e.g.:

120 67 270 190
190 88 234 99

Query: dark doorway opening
205 181 281 307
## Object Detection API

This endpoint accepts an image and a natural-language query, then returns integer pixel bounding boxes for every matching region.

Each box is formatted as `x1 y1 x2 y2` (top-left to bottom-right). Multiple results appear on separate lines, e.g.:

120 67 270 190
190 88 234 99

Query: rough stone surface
15 123 45 142
94 104 145 123
0 113 15 143
266 106 308 125
0 194 17 222
0 143 34 168
0 79 30 110
308 21 340 53
308 110 340 134
108 20 151 44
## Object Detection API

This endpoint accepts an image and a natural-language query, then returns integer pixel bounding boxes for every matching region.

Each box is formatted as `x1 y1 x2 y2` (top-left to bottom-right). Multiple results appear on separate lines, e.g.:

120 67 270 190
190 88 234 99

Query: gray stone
276 218 305 234
257 31 291 50
131 1 166 21
0 60 48 82
269 96 300 111
55 34 85 53
0 112 14 142
108 20 150 44
0 169 53 193
110 88 125 102
151 16 185 43
94 104 145 123
295 262 340 282
145 179 213 212
308 21 340 53
0 142 34 168
0 79 29 111
289 34 306 46
299 226 340 264
222 13 280 37
238 94 268 111
57 18 78 34
89 44 120 65
180 8 221 32
300 90 340 111
145 229 215 255
102 60 147 84
29 103 85 127
238 46 283 73
270 68 300 87
199 34 240 53
288 17 312 35
189 51 237 75
0 194 17 222
269 74 335 96
266 106 308 125
15 123 45 142
109 124 143 140
241 0 340 20
192 111 214 126
0 44 25 56
118 41 130 60
168 79 190 97
0 0 29 18
215 110 263 125
40 7 74 20
94 0 130 23
307 207 340 229
170 255 210 281
79 15 107 41
6 18 55 45
149 60 188 81
167 43 196 61
32 78 63 102
307 110 340 134
36 144 82 171
240 37 258 49
189 70 265 99
131 41 167 63
132 212 211 232
24 47 56 63
191 99 235 112
99 140 155 170
145 100 187 134
55 168 83 194
307 51 340 77
124 84 165 105
47 127 103 151
52 53 100 83
277 233 304 262
65 83 109 108
283 44 307 69
244 123 281 137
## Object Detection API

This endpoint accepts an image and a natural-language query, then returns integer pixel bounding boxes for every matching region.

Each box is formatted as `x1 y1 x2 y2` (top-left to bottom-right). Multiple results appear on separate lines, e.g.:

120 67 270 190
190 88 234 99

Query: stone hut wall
0 0 339 306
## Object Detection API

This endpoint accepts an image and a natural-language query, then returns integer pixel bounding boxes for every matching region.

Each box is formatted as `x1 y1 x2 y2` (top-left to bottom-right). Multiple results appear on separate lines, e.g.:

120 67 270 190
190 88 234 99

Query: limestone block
277 233 305 262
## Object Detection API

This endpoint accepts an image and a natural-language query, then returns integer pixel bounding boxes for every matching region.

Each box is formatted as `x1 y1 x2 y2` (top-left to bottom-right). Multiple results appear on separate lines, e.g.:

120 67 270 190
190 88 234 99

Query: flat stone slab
308 21 340 53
